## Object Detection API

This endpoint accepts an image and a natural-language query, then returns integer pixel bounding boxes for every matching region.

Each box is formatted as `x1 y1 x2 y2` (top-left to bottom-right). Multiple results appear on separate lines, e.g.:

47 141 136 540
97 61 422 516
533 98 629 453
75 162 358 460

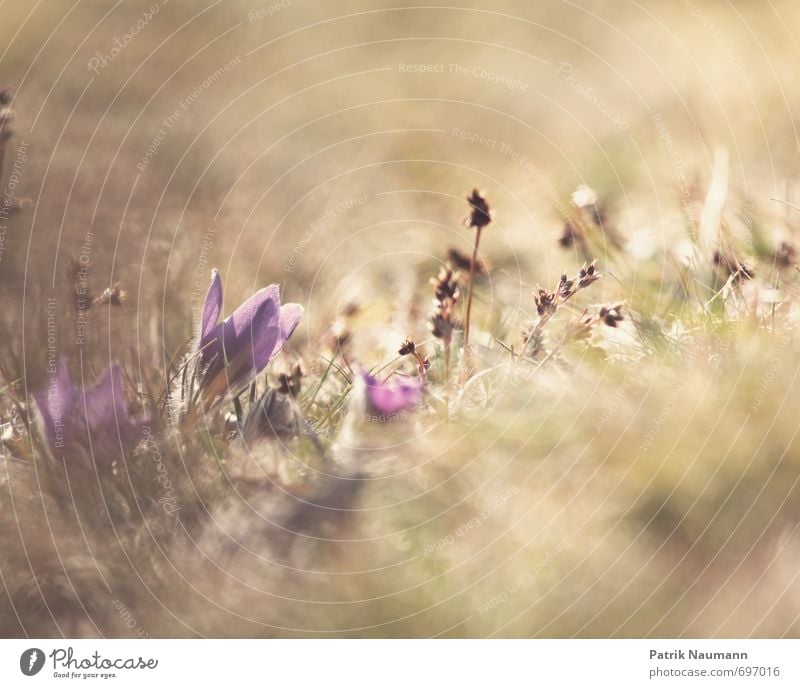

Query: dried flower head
34 360 146 462
432 266 460 303
557 273 575 299
398 337 428 379
398 338 416 356
534 288 557 317
447 246 487 276
276 361 304 397
464 188 491 229
429 266 461 345
577 260 601 289
598 303 625 328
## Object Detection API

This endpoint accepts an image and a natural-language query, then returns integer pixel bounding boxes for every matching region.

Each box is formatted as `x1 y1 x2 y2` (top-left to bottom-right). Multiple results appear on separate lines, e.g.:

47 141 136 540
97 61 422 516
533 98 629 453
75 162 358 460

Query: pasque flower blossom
196 270 303 400
34 360 145 461
361 370 424 417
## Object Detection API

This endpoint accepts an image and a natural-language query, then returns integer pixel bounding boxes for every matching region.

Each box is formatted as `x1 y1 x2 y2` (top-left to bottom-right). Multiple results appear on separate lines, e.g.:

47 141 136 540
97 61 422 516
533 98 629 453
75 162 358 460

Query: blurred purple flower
34 360 145 461
197 270 303 398
361 370 424 417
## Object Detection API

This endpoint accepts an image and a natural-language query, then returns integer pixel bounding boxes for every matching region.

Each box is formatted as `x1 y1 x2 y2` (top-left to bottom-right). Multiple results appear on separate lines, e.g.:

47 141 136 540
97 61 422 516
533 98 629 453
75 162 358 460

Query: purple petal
82 365 122 430
279 302 303 345
362 371 424 416
229 284 280 337
195 276 304 397
224 284 282 374
200 269 223 342
33 360 144 460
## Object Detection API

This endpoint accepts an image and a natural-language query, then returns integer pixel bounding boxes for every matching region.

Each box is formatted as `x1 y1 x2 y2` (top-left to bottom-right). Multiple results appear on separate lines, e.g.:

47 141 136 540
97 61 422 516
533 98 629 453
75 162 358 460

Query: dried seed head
429 266 461 344
598 303 624 328
577 260 601 289
465 188 491 229
431 266 460 302
534 287 557 317
557 273 575 299
0 88 11 106
276 361 304 397
398 338 416 356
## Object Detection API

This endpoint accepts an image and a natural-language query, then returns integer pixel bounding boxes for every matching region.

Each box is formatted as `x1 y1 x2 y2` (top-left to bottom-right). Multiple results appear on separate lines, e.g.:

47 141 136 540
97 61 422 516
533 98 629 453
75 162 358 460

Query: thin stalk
412 351 427 383
462 226 483 355
443 341 451 419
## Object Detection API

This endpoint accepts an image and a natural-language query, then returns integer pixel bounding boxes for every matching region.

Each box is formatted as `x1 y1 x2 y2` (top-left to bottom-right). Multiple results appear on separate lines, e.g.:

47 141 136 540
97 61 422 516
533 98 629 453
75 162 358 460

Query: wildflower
361 370 424 417
33 360 145 461
196 269 303 400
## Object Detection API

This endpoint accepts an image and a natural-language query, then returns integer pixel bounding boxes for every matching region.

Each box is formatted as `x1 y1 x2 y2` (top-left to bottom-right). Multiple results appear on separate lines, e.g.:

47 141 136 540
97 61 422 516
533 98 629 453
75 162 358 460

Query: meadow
1 0 800 637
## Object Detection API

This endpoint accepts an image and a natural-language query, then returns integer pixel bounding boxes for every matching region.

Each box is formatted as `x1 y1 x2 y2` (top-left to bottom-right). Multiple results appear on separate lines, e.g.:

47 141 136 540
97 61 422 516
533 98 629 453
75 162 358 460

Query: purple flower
196 270 303 398
361 370 424 418
34 360 145 461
